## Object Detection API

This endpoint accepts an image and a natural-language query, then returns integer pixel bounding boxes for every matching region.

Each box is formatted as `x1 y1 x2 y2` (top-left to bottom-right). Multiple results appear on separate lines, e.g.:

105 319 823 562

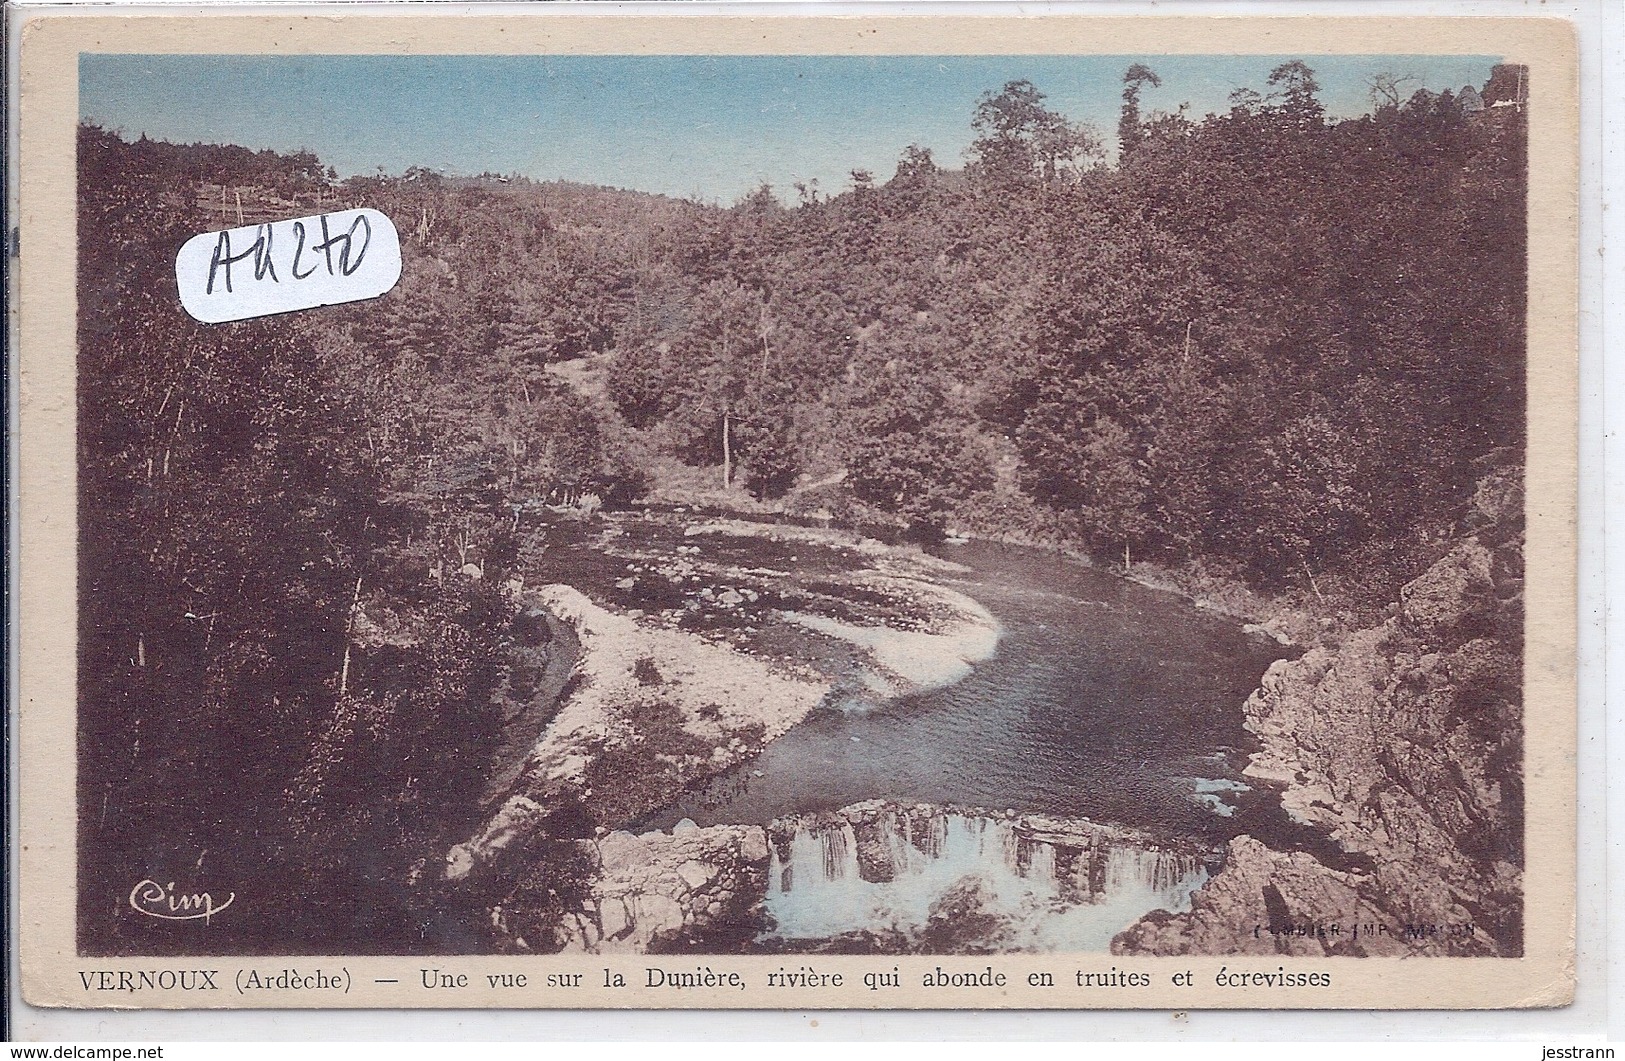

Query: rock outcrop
1117 468 1525 957
551 821 771 954
449 524 1018 951
1115 836 1411 957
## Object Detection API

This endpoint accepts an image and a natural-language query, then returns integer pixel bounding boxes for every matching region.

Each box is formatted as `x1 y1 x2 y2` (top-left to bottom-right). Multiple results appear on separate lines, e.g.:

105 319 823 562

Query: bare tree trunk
338 575 363 701
759 305 773 380
1300 557 1325 604
722 408 732 489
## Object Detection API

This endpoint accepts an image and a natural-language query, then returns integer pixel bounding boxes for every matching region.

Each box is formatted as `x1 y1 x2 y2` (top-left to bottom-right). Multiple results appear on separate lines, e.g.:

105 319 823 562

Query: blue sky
82 53 1501 203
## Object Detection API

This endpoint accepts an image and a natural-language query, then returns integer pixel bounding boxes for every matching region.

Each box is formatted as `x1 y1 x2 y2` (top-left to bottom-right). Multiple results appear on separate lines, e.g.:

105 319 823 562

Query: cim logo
128 878 236 924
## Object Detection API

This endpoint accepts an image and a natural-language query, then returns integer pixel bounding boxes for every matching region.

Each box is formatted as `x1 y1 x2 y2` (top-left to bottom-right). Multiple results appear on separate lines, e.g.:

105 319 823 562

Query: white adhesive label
175 208 401 324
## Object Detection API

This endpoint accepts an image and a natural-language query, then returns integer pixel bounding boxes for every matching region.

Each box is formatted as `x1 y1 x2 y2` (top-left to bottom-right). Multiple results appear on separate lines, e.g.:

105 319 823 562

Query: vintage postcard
14 11 1578 1009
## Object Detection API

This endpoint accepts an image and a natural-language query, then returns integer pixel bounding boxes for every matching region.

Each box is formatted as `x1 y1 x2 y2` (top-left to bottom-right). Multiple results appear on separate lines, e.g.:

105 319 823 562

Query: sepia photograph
13 12 1581 1011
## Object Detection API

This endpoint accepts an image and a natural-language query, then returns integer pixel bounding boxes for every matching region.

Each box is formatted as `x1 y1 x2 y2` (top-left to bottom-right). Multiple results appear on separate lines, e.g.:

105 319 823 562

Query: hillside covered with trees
76 62 1527 954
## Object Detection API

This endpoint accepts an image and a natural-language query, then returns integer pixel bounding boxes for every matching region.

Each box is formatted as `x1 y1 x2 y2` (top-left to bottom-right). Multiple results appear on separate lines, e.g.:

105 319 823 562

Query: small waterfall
821 823 858 878
912 812 947 860
764 805 1207 951
1022 837 1057 884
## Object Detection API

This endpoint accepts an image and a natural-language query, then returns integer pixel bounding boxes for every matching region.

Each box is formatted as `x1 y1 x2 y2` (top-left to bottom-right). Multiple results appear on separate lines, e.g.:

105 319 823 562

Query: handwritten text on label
175 208 401 324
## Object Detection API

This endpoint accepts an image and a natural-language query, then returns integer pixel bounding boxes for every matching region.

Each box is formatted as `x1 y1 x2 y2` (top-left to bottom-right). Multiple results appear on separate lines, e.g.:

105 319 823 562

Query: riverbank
447 582 829 881
636 468 1315 643
448 513 1005 891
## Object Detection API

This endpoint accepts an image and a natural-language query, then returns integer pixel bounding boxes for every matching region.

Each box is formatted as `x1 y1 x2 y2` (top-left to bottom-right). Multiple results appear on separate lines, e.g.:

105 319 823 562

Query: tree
641 278 794 489
77 127 528 953
1366 71 1421 114
893 144 937 183
1118 63 1163 157
968 80 1098 190
1267 60 1324 129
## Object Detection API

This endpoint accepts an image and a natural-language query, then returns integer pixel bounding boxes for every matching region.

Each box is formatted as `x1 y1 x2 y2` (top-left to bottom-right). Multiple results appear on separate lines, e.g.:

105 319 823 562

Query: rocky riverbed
447 514 1002 892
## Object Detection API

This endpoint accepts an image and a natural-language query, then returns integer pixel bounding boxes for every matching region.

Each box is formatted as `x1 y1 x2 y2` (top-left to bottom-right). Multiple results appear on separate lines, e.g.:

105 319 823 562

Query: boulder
919 874 1016 954
556 822 771 954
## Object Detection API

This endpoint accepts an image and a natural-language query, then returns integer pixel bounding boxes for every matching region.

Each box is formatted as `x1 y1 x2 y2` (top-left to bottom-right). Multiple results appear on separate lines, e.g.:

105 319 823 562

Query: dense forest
77 62 1527 953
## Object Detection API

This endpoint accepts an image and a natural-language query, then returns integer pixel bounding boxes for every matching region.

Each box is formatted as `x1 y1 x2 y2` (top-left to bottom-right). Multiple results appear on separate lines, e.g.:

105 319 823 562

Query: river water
658 538 1289 844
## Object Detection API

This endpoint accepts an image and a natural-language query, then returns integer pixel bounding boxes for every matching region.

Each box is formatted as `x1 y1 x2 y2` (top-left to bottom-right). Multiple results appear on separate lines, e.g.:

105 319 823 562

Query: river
653 537 1290 843
525 513 1295 950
